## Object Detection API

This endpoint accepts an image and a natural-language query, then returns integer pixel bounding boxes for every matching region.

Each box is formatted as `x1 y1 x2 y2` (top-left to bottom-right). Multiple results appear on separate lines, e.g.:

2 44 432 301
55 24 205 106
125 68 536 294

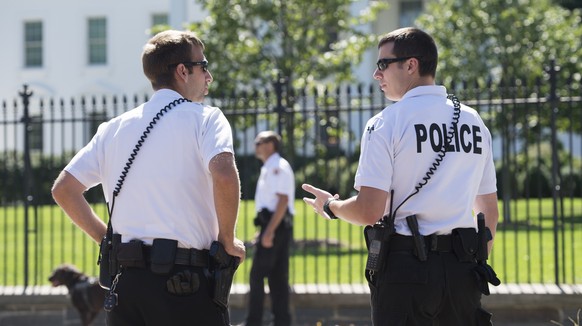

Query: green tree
187 0 385 167
416 0 582 204
189 0 385 94
415 0 582 89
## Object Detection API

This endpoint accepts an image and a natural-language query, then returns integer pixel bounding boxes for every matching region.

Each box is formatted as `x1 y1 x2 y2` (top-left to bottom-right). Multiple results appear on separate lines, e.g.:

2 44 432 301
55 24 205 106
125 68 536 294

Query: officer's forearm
474 192 499 254
214 181 239 244
52 171 107 243
329 186 388 226
56 194 106 243
210 153 241 245
265 194 288 234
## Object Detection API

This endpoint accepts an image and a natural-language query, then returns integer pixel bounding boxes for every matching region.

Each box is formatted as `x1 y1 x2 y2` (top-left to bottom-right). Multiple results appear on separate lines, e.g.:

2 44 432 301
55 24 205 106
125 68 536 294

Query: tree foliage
189 0 385 94
415 0 582 88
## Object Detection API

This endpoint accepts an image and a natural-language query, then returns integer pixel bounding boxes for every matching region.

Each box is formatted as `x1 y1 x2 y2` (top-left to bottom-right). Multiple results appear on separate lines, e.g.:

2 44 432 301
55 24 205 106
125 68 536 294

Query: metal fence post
19 84 34 288
272 74 297 165
548 59 561 285
499 79 512 225
273 74 287 136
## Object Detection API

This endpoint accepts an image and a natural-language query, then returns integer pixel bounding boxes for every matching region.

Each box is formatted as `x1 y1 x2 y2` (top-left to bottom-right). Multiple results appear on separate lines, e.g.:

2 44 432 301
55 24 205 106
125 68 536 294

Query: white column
169 0 187 29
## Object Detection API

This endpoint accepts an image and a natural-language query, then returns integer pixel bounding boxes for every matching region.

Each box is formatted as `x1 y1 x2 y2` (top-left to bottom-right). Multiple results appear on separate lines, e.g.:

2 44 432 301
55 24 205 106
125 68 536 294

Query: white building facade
0 0 424 101
0 0 208 101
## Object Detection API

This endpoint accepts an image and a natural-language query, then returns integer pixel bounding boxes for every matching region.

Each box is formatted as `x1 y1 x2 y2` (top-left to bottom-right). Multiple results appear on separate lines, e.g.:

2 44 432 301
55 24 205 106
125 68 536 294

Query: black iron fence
1 61 581 288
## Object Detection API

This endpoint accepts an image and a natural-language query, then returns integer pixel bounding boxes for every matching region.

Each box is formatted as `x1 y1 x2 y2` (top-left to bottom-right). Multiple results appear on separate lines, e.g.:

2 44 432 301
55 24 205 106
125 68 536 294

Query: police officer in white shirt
52 30 245 326
302 27 499 325
245 131 294 326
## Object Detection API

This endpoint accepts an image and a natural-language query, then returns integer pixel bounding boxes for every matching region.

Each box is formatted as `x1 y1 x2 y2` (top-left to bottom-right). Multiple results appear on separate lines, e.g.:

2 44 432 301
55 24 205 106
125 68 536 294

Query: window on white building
152 13 169 26
24 21 43 68
399 1 423 27
150 13 169 35
88 18 107 65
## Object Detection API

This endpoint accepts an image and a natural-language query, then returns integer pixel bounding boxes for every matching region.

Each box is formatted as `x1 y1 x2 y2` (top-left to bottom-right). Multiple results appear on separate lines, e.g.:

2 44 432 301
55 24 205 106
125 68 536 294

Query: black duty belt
152 246 209 267
390 234 452 252
117 243 209 268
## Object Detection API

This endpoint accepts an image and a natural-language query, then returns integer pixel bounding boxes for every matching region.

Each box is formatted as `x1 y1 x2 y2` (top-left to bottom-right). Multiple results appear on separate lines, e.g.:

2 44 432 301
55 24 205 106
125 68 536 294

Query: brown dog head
48 264 85 287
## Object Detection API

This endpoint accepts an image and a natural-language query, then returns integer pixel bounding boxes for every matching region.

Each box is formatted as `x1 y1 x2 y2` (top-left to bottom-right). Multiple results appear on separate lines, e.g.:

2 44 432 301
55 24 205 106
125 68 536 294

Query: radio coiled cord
388 94 461 220
107 97 191 217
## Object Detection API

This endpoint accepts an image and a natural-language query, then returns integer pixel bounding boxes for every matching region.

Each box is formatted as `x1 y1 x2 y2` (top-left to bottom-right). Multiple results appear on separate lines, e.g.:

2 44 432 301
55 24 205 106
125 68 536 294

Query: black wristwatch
323 198 338 220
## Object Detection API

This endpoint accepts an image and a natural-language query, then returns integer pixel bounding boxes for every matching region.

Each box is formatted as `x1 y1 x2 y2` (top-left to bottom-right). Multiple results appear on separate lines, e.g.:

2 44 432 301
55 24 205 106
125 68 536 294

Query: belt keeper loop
430 235 438 251
188 249 195 265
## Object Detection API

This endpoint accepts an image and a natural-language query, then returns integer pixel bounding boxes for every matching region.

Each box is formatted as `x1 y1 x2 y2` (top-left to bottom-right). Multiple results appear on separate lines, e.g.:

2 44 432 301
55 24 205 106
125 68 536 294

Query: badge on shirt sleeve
367 117 382 140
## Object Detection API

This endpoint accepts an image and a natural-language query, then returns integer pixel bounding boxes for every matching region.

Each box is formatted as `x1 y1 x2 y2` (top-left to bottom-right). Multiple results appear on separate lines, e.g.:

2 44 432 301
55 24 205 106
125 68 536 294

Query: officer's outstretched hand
302 183 339 220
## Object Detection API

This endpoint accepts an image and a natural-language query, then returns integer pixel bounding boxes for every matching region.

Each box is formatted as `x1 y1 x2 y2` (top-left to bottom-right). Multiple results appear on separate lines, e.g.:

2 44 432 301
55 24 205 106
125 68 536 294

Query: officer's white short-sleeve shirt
254 153 295 215
354 85 497 236
65 89 234 249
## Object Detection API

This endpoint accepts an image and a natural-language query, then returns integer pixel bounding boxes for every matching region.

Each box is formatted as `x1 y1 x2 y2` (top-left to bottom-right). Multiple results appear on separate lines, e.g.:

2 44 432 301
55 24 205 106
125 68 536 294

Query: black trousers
368 249 492 326
107 265 229 326
246 224 292 326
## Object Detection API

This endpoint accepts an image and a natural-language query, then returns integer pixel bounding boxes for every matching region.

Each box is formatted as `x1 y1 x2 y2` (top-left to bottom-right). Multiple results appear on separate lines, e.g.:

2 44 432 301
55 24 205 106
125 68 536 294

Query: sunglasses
376 57 415 71
255 139 269 146
167 60 209 72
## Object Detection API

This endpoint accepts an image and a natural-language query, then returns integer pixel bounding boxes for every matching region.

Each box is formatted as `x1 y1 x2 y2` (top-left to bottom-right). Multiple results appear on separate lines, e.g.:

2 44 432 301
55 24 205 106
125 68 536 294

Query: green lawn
1 198 581 286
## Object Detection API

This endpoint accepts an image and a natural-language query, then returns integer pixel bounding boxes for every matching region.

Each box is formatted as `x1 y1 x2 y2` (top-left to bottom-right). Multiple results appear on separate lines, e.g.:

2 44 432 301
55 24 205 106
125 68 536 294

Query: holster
254 209 271 227
254 209 293 229
208 241 240 309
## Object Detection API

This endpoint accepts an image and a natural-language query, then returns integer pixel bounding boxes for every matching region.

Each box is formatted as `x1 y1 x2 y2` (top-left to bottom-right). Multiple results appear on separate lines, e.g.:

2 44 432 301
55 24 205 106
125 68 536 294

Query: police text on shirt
414 123 482 154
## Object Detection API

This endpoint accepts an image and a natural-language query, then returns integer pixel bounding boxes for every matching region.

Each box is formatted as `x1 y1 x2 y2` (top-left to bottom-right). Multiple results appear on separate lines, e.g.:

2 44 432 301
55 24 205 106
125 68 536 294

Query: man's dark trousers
369 249 491 325
107 266 229 325
246 222 292 326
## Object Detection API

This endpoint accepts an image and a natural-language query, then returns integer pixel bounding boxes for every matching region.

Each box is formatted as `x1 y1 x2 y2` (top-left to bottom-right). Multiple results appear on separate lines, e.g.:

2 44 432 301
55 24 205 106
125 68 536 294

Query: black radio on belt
364 221 394 272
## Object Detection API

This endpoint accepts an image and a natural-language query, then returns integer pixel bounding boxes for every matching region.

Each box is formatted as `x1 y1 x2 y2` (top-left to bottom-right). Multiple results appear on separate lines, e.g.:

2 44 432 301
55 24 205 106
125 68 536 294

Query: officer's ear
407 57 420 75
174 64 190 82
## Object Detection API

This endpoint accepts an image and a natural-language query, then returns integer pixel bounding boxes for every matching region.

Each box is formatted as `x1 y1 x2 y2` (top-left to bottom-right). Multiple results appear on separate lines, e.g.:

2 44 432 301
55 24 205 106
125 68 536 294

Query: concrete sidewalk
0 284 580 325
